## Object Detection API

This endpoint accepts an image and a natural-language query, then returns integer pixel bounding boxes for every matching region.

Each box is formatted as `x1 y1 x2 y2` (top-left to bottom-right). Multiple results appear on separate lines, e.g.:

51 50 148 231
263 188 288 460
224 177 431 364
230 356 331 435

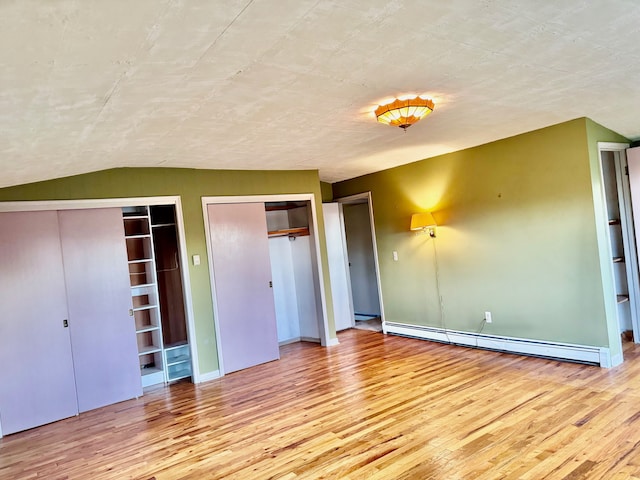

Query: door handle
63 319 68 328
269 281 273 288
129 309 134 317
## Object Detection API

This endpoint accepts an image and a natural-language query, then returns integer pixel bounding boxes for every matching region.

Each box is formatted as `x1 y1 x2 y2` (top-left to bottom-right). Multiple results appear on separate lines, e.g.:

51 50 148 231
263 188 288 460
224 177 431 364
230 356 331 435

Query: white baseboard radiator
383 321 617 368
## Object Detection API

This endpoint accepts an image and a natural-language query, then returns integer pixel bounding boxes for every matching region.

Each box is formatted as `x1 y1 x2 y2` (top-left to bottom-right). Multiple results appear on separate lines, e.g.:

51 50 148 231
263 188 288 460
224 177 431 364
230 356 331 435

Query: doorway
598 143 640 348
332 192 385 333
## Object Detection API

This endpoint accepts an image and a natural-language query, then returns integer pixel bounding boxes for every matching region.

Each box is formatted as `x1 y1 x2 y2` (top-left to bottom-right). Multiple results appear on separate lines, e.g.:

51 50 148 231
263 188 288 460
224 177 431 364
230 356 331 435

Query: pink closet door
207 203 279 374
58 208 142 412
0 211 78 435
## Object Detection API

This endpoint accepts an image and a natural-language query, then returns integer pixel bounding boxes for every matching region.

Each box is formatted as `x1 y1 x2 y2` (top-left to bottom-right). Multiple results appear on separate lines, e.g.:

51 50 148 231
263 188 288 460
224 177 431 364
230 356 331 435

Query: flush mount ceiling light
374 96 435 130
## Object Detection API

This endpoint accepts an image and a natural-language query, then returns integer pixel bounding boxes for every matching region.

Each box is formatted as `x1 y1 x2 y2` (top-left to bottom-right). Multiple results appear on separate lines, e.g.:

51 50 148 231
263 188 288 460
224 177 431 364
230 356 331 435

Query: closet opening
202 194 331 377
123 204 192 387
265 201 323 346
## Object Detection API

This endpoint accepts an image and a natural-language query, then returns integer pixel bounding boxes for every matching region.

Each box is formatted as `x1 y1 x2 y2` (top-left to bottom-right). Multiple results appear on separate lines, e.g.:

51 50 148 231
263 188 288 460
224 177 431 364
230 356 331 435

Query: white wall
266 210 290 231
292 236 320 339
268 236 301 343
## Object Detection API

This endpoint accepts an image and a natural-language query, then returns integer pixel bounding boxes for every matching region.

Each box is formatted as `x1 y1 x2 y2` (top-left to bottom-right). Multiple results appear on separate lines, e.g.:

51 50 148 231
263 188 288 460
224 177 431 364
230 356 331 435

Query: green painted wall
320 181 333 202
0 167 336 376
333 118 627 349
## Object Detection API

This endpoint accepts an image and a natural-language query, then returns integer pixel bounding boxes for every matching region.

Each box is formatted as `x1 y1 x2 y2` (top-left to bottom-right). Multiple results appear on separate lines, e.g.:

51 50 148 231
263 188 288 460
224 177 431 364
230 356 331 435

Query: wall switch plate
393 251 398 261
485 311 492 323
193 254 201 266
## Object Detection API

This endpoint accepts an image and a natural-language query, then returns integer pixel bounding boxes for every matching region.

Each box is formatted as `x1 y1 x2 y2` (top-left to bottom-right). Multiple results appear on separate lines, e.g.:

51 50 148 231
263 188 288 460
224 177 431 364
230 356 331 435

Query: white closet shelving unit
123 206 165 387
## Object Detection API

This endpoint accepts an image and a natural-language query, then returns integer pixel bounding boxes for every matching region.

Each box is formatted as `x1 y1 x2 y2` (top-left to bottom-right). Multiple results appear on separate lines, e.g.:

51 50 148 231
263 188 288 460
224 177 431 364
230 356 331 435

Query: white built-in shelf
136 325 160 334
123 206 167 388
140 368 164 388
138 345 162 355
140 367 163 376
125 234 152 239
133 304 158 312
618 295 630 304
152 223 176 228
613 257 625 263
609 219 621 225
128 258 154 264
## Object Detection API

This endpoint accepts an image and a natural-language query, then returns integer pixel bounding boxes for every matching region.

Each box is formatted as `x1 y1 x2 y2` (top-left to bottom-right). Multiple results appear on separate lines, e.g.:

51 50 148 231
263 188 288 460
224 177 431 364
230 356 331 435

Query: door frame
202 194 332 377
0 196 201 382
335 192 386 330
323 202 356 331
597 143 638 356
598 142 640 341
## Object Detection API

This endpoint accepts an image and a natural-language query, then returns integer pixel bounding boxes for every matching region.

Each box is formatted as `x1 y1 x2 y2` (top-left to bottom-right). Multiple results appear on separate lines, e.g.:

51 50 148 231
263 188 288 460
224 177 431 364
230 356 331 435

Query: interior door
342 203 382 317
0 211 79 435
207 203 279 374
625 147 640 341
323 203 354 331
58 208 142 412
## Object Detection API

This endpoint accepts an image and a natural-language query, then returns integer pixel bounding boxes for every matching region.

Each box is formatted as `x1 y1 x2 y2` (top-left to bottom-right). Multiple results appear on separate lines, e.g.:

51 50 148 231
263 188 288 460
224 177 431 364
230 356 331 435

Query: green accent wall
0 167 336 376
333 118 628 351
320 181 333 202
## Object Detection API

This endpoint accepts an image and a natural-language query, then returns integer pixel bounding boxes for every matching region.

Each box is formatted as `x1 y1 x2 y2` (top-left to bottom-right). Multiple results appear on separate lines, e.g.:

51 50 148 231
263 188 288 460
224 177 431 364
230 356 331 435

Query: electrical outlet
392 251 398 261
484 311 492 323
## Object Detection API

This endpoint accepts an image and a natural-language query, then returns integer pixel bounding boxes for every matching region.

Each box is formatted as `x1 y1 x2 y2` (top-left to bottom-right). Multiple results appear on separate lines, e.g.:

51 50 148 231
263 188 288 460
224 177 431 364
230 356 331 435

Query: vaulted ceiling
2 1 639 188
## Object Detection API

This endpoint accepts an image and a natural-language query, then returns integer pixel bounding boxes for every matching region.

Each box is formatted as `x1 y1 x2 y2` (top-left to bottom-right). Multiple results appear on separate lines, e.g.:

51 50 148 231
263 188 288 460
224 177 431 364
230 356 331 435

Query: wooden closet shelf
608 219 621 225
268 227 310 238
613 257 625 263
617 294 630 304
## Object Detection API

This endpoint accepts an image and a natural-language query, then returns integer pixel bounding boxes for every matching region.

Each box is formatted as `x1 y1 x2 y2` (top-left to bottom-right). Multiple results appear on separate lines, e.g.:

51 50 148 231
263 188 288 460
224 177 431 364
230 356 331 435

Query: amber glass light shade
375 96 434 130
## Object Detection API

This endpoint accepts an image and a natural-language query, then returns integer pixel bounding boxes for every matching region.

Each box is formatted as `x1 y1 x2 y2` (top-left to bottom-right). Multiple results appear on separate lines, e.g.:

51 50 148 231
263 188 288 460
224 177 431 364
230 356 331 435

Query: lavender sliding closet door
0 211 78 435
207 203 279 374
58 208 142 412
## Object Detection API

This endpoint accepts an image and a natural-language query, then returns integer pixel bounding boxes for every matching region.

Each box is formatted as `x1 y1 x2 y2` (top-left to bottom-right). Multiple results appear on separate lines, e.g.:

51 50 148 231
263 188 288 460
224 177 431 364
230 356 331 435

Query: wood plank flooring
4 329 640 479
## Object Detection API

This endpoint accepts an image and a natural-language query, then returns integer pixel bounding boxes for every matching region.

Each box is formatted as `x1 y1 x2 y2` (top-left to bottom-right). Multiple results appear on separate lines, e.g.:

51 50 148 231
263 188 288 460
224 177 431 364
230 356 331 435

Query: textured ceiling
2 0 640 188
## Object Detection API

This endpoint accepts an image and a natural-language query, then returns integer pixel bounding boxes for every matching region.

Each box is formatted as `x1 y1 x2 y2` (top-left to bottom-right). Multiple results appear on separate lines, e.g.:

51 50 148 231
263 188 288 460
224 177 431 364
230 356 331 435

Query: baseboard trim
196 370 221 383
384 322 609 367
300 336 321 343
323 337 340 347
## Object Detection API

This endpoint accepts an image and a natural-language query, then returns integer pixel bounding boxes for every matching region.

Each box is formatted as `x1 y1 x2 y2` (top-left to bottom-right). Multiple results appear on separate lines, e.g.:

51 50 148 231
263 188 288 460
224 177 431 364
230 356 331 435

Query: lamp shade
375 96 434 130
410 212 436 231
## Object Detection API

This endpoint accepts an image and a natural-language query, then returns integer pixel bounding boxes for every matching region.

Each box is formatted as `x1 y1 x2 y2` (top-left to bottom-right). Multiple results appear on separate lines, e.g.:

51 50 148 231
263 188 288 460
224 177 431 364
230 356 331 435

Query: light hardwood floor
3 329 640 479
